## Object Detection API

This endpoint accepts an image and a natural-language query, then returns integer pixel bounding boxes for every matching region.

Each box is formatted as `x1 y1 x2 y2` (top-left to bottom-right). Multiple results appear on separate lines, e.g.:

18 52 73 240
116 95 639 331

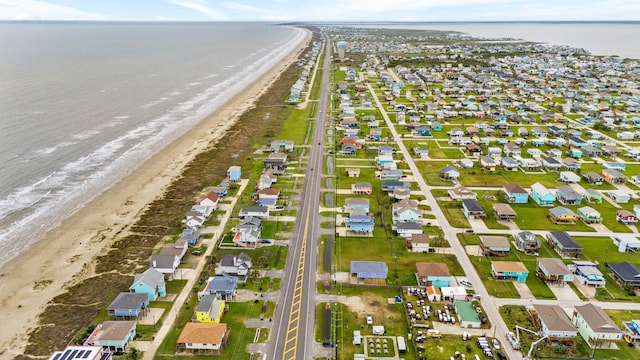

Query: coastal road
270 35 331 360
368 82 522 360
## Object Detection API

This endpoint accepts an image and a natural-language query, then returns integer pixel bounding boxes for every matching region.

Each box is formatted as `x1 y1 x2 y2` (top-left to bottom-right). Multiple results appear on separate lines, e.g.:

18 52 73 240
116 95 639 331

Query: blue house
130 267 167 301
530 182 556 206
416 262 450 287
108 293 149 318
85 320 137 352
491 261 529 282
227 166 241 182
414 126 432 137
568 137 588 149
350 261 388 284
201 276 238 300
603 162 626 171
346 215 374 233
432 122 443 131
381 181 410 192
503 183 528 204
569 148 583 159
378 146 394 156
180 228 201 246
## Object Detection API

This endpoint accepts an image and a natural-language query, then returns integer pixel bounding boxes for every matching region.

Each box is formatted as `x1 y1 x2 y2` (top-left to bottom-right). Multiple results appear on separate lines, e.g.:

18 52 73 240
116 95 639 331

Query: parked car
461 280 473 288
366 314 373 325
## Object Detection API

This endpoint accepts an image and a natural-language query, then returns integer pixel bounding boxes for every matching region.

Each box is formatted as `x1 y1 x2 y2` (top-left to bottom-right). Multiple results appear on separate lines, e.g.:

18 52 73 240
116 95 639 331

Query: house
527 148 542 158
216 253 252 279
480 236 511 256
130 267 166 301
493 203 516 222
559 171 581 184
257 174 274 190
232 224 261 248
533 304 577 341
583 171 604 185
413 147 430 157
440 165 460 180
617 210 638 224
501 157 519 171
454 301 482 329
537 258 573 285
504 142 522 157
341 144 356 156
541 156 562 171
609 190 631 204
177 323 229 355
200 276 238 301
107 293 149 318
239 206 269 219
346 168 360 178
487 147 502 157
491 261 529 282
180 228 200 247
351 182 372 195
183 211 206 229
502 183 529 204
396 222 423 237
84 321 136 352
573 261 606 287
345 198 370 215
562 158 581 171
393 202 421 223
150 254 180 276
603 168 626 185
531 182 556 206
227 166 241 182
584 189 603 204
577 206 602 224
48 346 107 360
462 199 486 219
441 286 468 301
608 262 640 288
382 181 410 192
459 158 474 169
465 143 482 155
350 261 388 284
549 206 579 224
479 156 497 171
583 145 602 157
406 234 430 253
199 192 220 209
572 304 622 348
346 213 375 233
547 231 582 258
380 169 404 181
426 286 442 302
448 185 477 200
515 231 541 254
256 188 280 201
416 262 451 287
194 295 225 323
556 185 583 205
263 152 287 174
569 148 583 159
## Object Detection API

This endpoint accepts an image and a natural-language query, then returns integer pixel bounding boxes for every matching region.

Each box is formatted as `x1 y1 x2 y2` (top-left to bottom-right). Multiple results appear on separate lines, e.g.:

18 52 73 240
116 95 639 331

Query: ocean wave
0 25 308 268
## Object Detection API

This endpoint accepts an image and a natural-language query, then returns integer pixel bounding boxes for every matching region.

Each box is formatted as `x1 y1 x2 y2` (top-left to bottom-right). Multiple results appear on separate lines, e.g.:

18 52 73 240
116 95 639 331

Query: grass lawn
508 202 595 232
336 234 465 285
437 201 471 228
469 255 520 298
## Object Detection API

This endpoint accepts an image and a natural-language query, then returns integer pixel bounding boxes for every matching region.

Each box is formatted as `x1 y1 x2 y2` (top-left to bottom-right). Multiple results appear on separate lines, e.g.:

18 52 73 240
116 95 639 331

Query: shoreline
0 28 311 357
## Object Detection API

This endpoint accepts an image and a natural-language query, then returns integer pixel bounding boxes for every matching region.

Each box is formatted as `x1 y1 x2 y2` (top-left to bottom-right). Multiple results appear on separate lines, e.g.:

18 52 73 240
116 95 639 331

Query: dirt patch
342 294 400 323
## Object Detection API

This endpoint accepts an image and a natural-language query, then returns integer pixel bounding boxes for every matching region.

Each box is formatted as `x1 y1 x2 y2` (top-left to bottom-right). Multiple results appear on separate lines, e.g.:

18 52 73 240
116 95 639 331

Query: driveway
548 283 582 302
513 282 535 300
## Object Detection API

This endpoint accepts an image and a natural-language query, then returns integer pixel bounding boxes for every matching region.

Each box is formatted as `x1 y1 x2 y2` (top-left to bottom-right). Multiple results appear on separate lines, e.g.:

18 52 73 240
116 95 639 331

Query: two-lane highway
271 34 332 360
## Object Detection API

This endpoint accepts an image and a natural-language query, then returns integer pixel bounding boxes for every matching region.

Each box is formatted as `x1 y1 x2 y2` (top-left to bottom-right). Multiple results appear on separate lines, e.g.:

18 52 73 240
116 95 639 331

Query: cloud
223 2 269 13
169 0 229 20
0 0 109 20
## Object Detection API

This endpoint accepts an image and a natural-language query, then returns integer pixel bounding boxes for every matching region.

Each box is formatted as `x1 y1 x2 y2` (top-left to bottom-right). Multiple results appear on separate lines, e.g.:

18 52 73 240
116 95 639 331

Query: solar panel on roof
60 349 73 360
69 350 79 360
82 350 92 359
75 350 85 359
52 353 62 360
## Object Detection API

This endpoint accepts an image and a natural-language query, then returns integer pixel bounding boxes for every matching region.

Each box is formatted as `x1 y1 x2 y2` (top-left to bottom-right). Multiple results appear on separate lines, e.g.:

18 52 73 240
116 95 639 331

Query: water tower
336 41 347 60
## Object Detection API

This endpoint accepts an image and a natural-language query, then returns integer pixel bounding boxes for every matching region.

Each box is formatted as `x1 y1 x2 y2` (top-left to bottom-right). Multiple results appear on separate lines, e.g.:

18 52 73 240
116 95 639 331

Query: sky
0 0 638 22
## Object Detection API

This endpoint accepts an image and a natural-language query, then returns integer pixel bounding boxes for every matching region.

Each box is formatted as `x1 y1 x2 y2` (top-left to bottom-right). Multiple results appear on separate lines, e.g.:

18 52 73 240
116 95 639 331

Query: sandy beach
0 29 311 358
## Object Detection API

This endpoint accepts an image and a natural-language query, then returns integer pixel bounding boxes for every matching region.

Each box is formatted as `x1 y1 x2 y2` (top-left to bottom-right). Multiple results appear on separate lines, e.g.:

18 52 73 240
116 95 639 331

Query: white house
572 303 622 348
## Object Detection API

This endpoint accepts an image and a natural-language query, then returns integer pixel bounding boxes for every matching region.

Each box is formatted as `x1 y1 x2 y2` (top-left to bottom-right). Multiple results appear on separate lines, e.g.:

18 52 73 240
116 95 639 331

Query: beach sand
0 29 311 358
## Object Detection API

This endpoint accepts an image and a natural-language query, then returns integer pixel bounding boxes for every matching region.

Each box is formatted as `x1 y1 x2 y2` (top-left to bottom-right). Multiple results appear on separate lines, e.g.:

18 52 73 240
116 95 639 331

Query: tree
250 269 262 283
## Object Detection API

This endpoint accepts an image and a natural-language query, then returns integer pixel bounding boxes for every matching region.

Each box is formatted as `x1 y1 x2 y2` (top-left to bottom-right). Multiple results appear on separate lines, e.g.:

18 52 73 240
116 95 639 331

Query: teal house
491 261 529 282
530 182 555 206
130 267 167 301
85 320 137 352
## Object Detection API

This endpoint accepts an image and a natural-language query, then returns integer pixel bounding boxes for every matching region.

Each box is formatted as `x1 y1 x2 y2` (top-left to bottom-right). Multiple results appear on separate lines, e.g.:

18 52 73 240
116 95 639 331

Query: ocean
0 22 305 267
350 22 640 59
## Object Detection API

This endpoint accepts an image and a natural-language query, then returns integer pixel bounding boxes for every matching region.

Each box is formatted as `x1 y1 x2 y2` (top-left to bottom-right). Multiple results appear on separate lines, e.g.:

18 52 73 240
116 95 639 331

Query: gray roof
549 206 577 218
397 222 423 230
207 276 238 292
549 231 581 250
608 262 640 282
537 258 571 275
533 304 575 333
350 261 388 275
241 206 269 213
108 292 148 310
574 304 622 334
196 294 218 312
462 199 484 213
150 254 178 269
133 267 164 289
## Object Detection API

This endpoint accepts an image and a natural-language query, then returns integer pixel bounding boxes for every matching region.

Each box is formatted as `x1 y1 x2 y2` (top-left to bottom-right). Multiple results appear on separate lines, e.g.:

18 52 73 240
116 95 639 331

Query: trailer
397 336 407 353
